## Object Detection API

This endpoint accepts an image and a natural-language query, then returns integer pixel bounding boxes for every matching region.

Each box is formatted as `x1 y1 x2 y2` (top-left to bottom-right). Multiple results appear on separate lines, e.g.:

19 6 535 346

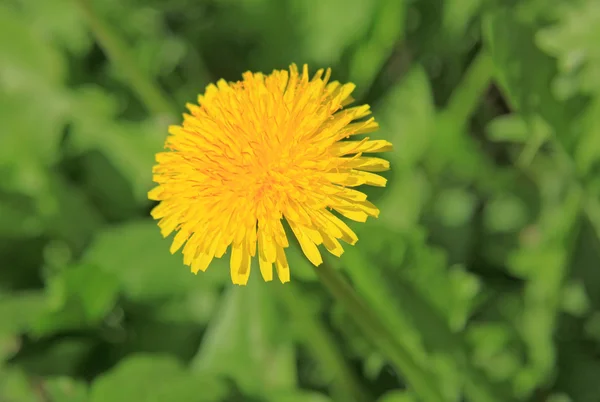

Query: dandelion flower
149 64 392 285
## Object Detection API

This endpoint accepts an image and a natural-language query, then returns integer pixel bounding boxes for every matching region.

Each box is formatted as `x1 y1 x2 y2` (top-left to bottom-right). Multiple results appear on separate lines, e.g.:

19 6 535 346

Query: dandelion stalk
314 262 445 402
443 50 494 128
74 0 177 118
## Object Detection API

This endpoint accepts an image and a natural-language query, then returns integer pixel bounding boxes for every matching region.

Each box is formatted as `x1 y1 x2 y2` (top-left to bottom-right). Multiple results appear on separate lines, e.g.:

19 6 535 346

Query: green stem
274 285 372 402
429 50 499 192
314 262 445 402
443 51 494 128
74 0 178 118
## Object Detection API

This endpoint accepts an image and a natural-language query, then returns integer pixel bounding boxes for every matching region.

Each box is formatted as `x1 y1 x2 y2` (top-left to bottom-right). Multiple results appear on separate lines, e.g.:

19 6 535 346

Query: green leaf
442 0 483 41
374 66 435 231
338 245 456 400
266 390 333 402
274 280 371 401
573 99 600 178
502 180 583 397
375 65 436 170
30 264 120 336
90 354 228 402
191 278 296 396
377 390 418 402
82 220 227 301
16 338 95 377
0 92 68 178
347 0 406 93
467 323 522 383
0 368 38 402
0 92 70 224
0 292 47 336
152 291 219 325
340 233 508 402
0 4 66 91
0 194 43 238
291 0 376 67
68 97 167 203
44 377 89 402
434 188 478 228
560 280 590 316
483 193 529 233
15 0 92 55
0 336 21 361
486 115 529 143
482 5 585 155
555 342 600 402
43 175 105 254
483 8 555 118
536 1 600 97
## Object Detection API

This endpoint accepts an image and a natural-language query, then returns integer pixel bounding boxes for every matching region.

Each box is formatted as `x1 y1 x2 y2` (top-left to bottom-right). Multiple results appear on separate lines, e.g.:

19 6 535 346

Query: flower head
149 64 391 285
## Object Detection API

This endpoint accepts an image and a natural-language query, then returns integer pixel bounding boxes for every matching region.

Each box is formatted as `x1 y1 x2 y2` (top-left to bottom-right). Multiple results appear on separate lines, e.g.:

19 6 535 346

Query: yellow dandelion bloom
148 64 392 285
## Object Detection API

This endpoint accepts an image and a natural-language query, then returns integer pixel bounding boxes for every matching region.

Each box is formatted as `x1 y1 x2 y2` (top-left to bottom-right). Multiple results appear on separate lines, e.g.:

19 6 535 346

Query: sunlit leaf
191 277 296 396
90 354 228 402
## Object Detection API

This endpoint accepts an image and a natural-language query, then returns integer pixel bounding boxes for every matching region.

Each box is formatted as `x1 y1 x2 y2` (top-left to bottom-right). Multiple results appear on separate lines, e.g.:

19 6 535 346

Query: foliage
1 0 600 401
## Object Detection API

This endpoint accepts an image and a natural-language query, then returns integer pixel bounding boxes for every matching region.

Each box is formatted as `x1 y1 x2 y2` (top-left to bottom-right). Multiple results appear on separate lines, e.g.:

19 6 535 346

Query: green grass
1 0 600 401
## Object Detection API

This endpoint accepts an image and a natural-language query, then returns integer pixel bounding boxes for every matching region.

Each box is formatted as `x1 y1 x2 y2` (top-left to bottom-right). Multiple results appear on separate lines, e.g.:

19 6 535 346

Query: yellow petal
340 156 390 172
356 171 387 187
320 231 344 257
191 252 214 274
331 139 393 156
337 118 379 138
230 241 251 285
258 253 273 282
148 186 164 201
170 230 190 254
275 246 290 283
322 211 358 245
288 221 323 266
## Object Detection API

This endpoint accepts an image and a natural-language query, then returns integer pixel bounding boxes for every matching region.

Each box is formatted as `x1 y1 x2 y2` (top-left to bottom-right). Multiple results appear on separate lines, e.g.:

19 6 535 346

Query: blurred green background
1 0 600 401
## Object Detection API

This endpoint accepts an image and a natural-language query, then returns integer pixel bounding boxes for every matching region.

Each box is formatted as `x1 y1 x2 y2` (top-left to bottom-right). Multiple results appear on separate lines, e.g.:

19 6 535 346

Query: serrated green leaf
482 5 585 155
536 1 600 97
340 235 506 402
467 323 521 382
